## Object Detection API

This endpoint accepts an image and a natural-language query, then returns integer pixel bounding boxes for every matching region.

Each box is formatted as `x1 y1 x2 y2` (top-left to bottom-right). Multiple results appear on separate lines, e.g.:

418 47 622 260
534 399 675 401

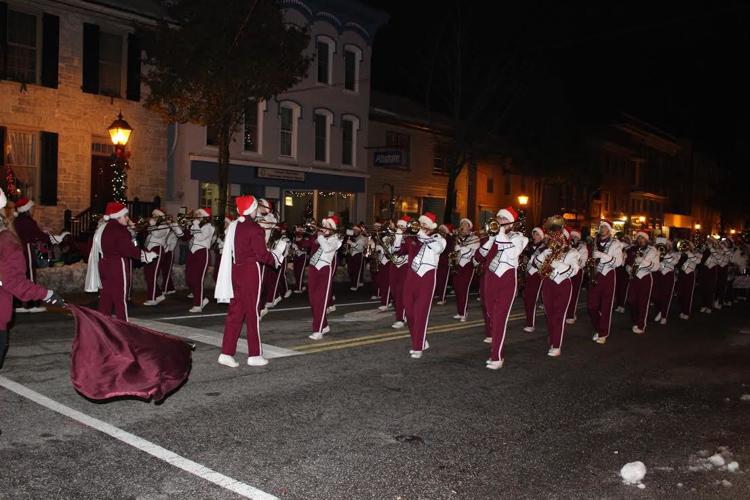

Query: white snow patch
727 462 740 473
740 394 750 401
709 454 726 467
620 461 647 487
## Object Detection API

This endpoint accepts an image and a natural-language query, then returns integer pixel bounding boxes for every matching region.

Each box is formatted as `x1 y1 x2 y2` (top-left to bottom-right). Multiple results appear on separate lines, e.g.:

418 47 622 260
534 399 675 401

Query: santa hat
224 215 234 224
396 215 411 228
569 227 581 239
194 208 211 218
531 227 544 237
353 224 363 232
15 197 33 213
635 230 650 241
655 236 669 246
152 208 165 218
496 206 518 222
258 198 272 212
599 219 614 232
322 214 340 230
418 211 437 230
459 218 473 229
236 195 258 218
103 201 128 221
439 223 454 233
0 188 6 210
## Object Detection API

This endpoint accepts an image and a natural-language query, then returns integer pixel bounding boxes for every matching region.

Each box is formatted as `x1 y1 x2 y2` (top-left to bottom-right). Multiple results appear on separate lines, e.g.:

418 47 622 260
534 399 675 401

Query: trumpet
465 218 519 238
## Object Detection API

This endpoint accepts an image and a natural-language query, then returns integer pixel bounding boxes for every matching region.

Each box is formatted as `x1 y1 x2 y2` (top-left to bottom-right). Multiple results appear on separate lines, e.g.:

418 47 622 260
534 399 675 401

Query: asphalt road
1 285 749 499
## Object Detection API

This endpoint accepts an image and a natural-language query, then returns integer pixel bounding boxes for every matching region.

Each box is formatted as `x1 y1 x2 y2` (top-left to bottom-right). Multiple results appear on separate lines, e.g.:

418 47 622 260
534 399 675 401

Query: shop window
6 9 38 84
199 182 219 214
244 100 259 153
422 197 445 221
99 31 123 96
283 190 314 225
344 44 361 92
385 130 410 168
316 36 334 85
317 191 353 226
396 196 419 219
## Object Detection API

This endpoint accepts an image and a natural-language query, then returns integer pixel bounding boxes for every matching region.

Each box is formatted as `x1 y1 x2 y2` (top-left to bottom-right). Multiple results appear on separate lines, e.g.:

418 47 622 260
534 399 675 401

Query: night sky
365 0 750 167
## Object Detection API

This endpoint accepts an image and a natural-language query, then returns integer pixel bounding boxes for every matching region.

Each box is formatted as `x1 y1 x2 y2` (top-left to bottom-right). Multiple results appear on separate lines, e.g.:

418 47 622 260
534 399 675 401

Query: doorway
91 154 115 213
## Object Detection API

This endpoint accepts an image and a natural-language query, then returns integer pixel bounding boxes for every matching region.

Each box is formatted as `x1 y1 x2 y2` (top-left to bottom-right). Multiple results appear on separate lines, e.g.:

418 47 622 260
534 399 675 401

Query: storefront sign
374 150 403 166
257 168 305 182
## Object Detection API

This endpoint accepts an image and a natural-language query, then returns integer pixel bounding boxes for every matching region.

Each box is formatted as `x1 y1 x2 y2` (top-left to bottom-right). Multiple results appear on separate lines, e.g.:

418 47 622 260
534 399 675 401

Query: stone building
0 0 168 230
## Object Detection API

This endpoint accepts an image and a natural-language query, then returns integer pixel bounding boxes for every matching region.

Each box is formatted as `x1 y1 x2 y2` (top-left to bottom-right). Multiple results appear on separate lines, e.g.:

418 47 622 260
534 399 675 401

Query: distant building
166 0 388 226
0 0 167 229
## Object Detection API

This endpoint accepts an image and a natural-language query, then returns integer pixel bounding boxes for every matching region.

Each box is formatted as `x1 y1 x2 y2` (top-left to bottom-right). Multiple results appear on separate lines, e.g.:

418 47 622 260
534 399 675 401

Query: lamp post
516 195 529 234
107 112 133 203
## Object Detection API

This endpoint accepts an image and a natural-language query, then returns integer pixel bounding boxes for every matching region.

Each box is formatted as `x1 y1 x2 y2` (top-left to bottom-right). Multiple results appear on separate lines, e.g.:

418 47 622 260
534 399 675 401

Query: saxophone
539 232 569 279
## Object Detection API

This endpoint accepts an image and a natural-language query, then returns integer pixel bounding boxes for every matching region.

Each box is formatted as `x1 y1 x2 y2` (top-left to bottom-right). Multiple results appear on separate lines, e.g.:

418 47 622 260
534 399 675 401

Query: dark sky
364 0 750 162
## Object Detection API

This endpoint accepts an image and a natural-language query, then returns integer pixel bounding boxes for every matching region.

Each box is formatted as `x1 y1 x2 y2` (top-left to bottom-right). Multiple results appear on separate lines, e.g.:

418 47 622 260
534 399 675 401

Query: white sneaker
350 287 358 291
164 290 176 296
309 332 324 340
155 294 166 304
410 351 422 359
187 293 194 299
523 326 535 333
28 306 47 313
458 315 467 322
273 297 282 306
357 283 364 288
409 341 429 354
548 348 561 357
679 313 689 320
392 321 405 329
713 301 722 310
143 300 159 306
260 308 269 318
659 318 667 325
595 336 607 344
632 325 645 335
592 333 599 341
284 290 292 299
218 354 239 368
189 306 202 313
370 295 380 300
654 312 662 323
247 356 269 367
264 302 274 309
452 314 463 319
565 318 576 325
14 307 31 313
202 297 209 308
437 300 447 305
483 337 492 344
377 305 389 311
615 306 625 313
486 359 504 370
705 308 712 315
327 305 336 313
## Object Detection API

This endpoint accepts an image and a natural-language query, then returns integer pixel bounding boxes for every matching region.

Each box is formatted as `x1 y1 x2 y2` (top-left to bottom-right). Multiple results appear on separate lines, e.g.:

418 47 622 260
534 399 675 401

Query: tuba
655 242 668 259
676 239 691 253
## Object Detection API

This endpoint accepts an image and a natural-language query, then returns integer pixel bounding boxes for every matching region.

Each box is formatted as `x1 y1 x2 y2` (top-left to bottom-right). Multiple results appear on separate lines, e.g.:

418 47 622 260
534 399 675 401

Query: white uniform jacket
594 238 624 276
310 234 342 270
480 230 528 279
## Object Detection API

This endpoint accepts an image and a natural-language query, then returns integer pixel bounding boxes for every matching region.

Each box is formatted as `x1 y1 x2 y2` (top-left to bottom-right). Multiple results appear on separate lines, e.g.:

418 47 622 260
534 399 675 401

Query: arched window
341 114 360 167
343 44 362 93
316 35 336 85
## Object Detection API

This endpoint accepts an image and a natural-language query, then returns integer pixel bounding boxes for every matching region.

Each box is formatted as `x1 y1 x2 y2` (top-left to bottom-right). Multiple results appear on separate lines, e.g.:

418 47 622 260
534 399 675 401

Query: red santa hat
224 215 234 224
635 230 650 241
236 195 258 217
322 214 340 230
569 227 581 239
531 226 544 238
599 219 614 232
103 201 128 221
396 215 411 228
15 196 33 213
194 208 212 218
418 211 437 230
459 218 473 229
496 206 518 222
439 223 454 233
353 224 363 232
0 187 7 210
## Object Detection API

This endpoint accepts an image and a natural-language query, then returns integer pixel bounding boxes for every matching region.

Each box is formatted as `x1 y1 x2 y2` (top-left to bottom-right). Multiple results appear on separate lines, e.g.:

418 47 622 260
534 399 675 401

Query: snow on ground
620 461 647 488
687 446 741 473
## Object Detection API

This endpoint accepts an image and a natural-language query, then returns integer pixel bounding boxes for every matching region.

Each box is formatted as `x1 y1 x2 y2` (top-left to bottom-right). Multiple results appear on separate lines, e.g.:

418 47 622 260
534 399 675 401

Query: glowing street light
638 216 646 223
730 229 737 235
108 112 133 147
517 194 529 206
694 223 701 230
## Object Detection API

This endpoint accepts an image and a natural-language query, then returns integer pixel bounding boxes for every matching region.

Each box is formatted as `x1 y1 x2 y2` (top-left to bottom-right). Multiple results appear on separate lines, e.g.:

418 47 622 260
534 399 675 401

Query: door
91 154 115 213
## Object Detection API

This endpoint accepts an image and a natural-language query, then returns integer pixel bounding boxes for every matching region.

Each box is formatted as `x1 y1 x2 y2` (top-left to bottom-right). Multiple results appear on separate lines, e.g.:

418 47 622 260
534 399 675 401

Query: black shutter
126 33 141 101
82 23 99 94
0 2 7 80
0 126 5 168
41 13 59 88
39 132 58 206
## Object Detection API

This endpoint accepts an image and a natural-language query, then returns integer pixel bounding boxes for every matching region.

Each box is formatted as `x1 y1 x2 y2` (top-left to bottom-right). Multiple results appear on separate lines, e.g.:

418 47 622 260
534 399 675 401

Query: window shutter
0 126 5 168
41 13 60 88
82 23 99 94
126 33 141 101
0 2 7 80
39 132 58 206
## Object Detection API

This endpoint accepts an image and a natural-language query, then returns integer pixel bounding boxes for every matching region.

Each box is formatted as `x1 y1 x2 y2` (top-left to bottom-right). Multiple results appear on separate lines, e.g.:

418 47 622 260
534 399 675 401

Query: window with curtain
7 130 40 200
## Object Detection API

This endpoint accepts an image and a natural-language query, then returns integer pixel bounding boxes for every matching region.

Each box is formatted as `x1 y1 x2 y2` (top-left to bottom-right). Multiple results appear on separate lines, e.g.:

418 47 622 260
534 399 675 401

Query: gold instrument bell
676 239 690 252
543 214 565 233
485 218 501 236
408 219 421 234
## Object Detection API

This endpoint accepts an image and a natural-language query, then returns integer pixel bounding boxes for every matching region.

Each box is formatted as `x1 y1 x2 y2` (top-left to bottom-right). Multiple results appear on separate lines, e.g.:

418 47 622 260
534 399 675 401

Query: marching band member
142 208 171 306
477 207 527 368
12 197 59 313
566 227 588 325
373 223 393 311
587 220 624 344
452 219 480 322
522 227 546 333
346 225 368 291
85 202 157 321
389 216 411 328
1 188 65 369
215 196 284 367
185 208 215 313
435 223 454 305
652 237 678 325
292 225 309 293
714 239 732 309
614 236 635 314
537 222 579 357
393 212 446 358
305 215 342 340
698 238 720 314
161 217 184 296
267 225 291 306
368 220 382 300
261 212 282 310
626 231 659 334
676 241 701 319
473 233 492 344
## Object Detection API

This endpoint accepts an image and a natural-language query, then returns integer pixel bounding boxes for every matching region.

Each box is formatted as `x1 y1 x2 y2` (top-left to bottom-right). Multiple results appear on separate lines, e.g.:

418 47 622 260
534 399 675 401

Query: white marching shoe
309 326 330 340
377 304 390 311
409 341 429 355
486 359 504 370
187 293 194 299
28 306 47 313
591 333 599 341
632 325 645 335
327 305 337 313
189 298 210 313
164 290 176 296
547 348 561 357
523 326 535 333
565 317 576 325
247 356 269 367
218 354 239 368
713 300 722 310
679 313 689 320
410 351 422 359
483 337 492 344
370 295 380 300
284 290 292 299
654 312 662 323
14 307 31 313
659 318 667 325
260 307 269 318
273 296 282 306
350 286 358 291
392 320 405 329
615 306 625 313
452 314 463 319
436 300 447 305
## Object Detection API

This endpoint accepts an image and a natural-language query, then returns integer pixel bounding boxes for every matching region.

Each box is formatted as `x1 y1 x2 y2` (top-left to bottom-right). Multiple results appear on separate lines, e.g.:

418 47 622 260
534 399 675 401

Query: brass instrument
408 219 421 234
655 242 668 259
538 215 569 278
585 235 601 286
630 246 647 279
675 239 691 253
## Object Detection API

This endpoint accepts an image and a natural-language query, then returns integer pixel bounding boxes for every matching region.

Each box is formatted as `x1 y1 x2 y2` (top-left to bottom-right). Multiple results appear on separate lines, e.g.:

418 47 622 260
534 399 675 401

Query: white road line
130 319 301 359
0 375 277 500
151 299 380 321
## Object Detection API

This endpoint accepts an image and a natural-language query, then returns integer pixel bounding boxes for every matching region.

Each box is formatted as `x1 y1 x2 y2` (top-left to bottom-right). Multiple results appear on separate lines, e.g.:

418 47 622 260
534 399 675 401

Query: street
1 287 749 499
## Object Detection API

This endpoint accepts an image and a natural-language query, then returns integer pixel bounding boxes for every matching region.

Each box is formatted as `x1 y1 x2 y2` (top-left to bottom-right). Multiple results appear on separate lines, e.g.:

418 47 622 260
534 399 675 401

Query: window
99 32 123 96
504 176 511 195
344 45 361 92
206 125 219 147
244 100 259 152
341 115 359 167
487 177 494 194
6 9 38 84
279 102 300 158
385 131 411 167
6 130 40 200
316 37 334 85
314 110 332 163
432 141 451 175
199 182 219 214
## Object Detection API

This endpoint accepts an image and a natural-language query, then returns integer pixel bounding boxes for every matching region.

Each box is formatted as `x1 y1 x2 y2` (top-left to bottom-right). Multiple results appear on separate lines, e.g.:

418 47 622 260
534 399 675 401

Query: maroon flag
69 305 192 402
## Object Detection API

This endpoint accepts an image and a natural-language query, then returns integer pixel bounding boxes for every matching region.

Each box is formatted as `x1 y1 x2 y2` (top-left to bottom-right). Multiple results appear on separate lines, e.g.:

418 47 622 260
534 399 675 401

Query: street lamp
106 112 133 204
108 112 133 148
638 215 646 223
694 223 701 230
517 194 529 206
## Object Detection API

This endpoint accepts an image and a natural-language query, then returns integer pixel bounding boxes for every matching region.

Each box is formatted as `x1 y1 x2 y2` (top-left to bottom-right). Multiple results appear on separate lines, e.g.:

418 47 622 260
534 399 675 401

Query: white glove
141 250 158 263
170 222 180 229
482 235 497 249
593 251 606 259
551 261 567 272
148 218 156 226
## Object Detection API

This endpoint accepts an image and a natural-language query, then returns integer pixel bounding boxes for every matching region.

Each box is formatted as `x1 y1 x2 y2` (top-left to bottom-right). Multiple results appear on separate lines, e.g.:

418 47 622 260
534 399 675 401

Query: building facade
166 0 387 227
0 0 167 229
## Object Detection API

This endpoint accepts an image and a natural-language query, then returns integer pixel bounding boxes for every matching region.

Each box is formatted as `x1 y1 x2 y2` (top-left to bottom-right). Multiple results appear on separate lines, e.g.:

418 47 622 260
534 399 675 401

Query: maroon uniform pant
161 250 175 293
587 270 617 339
653 272 676 319
263 266 280 306
221 262 264 357
390 264 408 322
453 264 475 317
21 243 38 308
98 257 131 321
541 278 573 349
143 246 164 301
523 273 543 328
715 266 728 303
327 255 337 308
377 262 391 306
566 270 584 320
348 253 364 288
293 254 307 292
185 248 209 307
485 269 517 361
309 264 334 333
479 272 491 338
699 266 718 309
435 258 451 302
627 274 653 331
677 272 696 315
403 269 437 352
